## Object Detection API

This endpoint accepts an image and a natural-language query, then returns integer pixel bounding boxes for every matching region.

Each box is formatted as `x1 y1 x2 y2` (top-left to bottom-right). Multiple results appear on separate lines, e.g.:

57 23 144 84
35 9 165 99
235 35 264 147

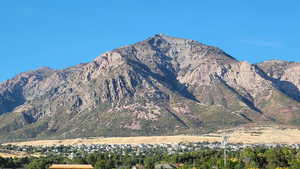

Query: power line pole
222 134 228 167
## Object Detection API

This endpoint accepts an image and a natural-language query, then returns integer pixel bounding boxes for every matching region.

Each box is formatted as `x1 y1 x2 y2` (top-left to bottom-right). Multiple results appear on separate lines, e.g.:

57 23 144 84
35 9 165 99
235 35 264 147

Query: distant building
154 163 176 169
49 164 93 169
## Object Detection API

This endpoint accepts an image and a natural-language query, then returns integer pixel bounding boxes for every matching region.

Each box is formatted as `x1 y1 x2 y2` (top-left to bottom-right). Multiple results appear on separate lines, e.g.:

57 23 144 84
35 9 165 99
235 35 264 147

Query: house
49 164 93 169
154 163 176 169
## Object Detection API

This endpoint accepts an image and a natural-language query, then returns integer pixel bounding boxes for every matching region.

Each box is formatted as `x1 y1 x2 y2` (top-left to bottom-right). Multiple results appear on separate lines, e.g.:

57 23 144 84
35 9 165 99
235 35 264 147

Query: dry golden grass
5 125 300 146
4 135 220 146
0 152 22 158
0 149 41 158
225 125 300 144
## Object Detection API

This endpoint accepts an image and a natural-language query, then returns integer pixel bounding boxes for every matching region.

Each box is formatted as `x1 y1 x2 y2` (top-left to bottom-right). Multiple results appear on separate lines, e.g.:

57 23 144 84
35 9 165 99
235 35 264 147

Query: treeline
1 147 300 169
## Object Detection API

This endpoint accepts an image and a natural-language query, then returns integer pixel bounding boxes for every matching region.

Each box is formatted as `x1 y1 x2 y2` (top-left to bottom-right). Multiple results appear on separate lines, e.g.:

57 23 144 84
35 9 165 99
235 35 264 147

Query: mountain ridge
0 34 299 141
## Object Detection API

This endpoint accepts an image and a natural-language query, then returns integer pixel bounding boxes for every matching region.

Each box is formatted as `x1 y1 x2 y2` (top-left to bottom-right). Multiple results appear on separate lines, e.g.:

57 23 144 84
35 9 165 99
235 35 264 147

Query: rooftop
49 164 93 169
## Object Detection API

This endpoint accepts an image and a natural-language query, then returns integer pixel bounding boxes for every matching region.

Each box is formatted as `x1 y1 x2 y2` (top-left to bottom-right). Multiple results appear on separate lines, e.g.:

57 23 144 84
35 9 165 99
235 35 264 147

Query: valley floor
4 125 300 146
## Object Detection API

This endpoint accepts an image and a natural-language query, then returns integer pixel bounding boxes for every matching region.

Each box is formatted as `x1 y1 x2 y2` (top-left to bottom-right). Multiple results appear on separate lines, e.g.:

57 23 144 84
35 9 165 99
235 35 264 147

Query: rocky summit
0 34 300 141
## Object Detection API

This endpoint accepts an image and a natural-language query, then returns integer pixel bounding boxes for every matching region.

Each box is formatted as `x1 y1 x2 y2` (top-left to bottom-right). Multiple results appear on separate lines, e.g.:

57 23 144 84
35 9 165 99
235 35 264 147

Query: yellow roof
49 164 93 169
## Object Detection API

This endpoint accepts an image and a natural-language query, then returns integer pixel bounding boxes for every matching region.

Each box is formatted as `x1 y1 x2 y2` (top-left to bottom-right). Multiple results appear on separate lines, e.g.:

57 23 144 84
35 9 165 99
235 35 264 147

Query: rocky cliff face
0 34 299 141
256 60 300 102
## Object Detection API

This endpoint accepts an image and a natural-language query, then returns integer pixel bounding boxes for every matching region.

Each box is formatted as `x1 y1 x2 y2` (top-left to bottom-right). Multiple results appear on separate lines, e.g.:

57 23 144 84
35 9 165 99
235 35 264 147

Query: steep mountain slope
0 67 55 115
0 34 299 141
256 60 300 102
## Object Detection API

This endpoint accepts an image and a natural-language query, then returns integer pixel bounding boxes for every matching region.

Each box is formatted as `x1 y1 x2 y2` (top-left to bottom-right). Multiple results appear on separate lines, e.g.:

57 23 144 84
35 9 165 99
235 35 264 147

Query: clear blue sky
1 0 299 82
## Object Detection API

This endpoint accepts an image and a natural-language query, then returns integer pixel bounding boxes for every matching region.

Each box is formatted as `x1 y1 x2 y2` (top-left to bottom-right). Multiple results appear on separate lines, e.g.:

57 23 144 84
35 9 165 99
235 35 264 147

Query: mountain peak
152 33 169 38
145 33 192 45
108 34 238 65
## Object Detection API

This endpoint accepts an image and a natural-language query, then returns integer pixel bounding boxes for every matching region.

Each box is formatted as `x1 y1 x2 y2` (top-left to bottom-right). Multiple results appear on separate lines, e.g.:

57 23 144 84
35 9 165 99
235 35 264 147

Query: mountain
0 34 300 141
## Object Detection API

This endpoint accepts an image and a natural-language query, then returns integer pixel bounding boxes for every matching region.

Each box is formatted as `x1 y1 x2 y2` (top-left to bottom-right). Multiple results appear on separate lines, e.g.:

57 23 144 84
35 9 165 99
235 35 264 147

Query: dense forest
1 147 300 169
